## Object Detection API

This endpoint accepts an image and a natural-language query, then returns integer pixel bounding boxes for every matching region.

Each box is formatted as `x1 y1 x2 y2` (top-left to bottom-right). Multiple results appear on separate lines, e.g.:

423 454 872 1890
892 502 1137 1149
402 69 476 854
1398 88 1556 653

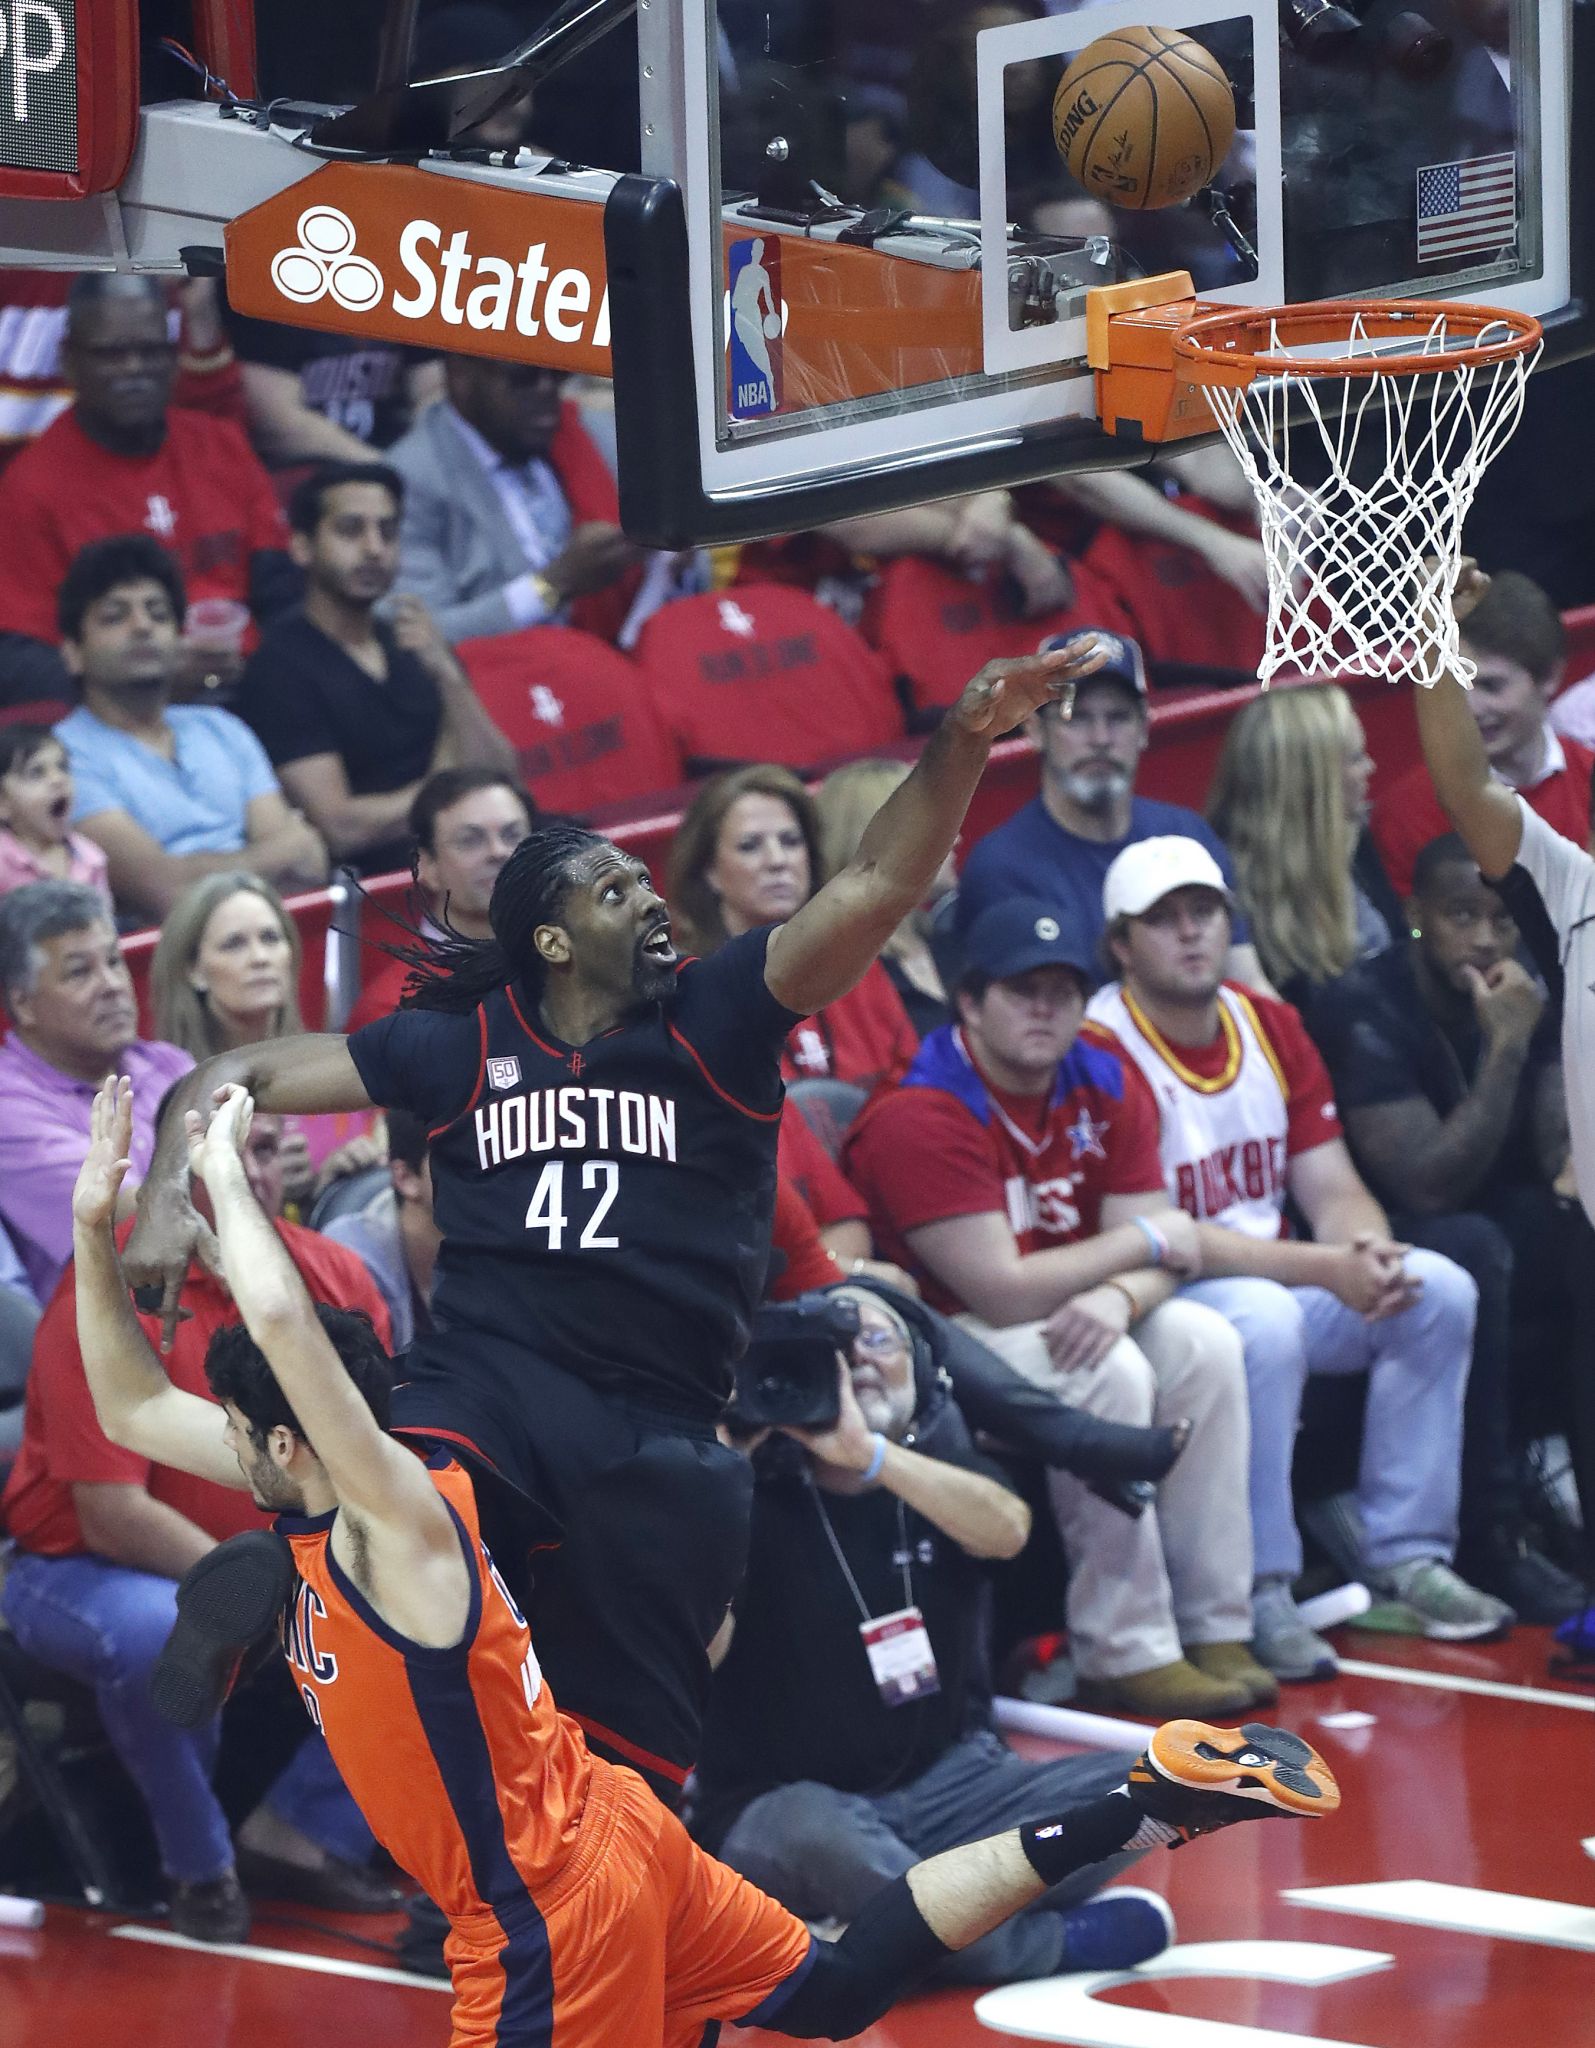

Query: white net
1188 308 1541 686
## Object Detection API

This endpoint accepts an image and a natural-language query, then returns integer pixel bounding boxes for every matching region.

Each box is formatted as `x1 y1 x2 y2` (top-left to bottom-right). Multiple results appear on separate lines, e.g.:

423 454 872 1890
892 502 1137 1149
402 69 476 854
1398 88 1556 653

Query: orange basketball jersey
277 1455 618 1923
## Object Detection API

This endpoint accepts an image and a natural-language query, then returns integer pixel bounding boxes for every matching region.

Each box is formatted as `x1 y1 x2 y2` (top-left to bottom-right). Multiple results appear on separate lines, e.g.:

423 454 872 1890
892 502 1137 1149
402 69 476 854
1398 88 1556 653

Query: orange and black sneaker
1126 1720 1341 1846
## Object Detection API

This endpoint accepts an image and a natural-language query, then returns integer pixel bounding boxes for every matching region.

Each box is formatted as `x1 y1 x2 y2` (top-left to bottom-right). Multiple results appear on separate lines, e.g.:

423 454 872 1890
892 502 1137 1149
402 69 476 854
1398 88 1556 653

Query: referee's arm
1416 563 1523 881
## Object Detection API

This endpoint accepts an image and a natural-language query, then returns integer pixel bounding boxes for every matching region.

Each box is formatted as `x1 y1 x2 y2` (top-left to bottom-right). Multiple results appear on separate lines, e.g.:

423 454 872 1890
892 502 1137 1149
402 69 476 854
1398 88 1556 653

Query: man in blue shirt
952 630 1269 991
54 536 328 923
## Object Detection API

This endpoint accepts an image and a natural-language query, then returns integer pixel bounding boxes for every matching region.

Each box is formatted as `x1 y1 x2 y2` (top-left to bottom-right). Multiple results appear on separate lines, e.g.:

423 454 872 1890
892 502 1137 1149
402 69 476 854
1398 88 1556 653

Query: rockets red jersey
1087 982 1342 1237
278 1455 613 1918
843 1022 1166 1313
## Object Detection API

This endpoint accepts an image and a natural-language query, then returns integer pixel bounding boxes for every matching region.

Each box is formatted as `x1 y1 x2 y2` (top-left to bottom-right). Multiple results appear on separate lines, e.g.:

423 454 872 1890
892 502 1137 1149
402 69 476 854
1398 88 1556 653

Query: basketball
1052 26 1237 211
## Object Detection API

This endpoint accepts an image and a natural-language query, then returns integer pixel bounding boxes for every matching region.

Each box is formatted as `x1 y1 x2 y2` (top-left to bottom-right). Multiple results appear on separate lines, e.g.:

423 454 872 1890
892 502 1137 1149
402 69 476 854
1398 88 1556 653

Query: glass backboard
612 0 1582 541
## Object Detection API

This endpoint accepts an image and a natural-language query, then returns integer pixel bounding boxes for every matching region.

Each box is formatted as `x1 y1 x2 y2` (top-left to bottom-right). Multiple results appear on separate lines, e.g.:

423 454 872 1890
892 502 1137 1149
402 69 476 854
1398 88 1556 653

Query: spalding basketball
1052 27 1236 211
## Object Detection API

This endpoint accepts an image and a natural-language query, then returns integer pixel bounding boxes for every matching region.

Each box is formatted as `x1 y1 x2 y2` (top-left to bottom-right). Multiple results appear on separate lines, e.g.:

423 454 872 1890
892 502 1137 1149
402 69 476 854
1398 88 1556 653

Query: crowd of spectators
0 2 1593 1963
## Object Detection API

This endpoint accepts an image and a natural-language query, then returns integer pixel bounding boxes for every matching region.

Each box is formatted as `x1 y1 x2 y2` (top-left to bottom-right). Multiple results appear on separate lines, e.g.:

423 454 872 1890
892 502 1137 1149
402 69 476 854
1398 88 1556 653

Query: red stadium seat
631 585 904 771
859 554 1136 716
1562 602 1595 686
457 626 684 814
0 698 70 730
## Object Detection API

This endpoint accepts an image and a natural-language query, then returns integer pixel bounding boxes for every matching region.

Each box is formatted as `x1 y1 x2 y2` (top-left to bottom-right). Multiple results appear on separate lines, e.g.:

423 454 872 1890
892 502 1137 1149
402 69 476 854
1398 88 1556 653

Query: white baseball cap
1102 836 1233 923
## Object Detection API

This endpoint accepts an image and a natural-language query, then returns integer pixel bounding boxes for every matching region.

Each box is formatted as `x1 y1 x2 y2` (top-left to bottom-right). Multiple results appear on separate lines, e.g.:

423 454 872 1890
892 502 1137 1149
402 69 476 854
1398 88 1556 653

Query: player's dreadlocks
395 818 606 1014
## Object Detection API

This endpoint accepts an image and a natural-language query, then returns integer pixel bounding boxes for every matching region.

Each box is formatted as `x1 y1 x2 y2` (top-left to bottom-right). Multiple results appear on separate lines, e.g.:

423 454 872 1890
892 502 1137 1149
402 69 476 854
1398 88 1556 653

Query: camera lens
1381 10 1453 79
1281 0 1361 61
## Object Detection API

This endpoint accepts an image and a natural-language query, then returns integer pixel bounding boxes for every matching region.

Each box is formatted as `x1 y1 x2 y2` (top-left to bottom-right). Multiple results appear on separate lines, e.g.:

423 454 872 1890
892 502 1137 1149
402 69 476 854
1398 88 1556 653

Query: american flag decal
1415 153 1517 265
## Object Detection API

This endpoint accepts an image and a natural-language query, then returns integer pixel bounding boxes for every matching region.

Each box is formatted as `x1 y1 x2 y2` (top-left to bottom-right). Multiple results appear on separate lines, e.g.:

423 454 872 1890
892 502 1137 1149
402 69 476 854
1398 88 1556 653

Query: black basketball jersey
347 929 800 1415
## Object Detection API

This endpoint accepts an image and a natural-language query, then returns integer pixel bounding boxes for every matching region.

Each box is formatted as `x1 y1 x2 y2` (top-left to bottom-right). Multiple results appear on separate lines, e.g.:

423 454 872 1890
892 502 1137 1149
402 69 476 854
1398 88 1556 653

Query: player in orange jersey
73 1076 1340 2047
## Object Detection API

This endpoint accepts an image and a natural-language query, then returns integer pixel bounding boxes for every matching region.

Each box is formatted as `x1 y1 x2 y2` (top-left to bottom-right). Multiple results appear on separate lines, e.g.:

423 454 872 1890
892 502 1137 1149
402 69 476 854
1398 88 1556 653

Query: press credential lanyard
810 1479 940 1708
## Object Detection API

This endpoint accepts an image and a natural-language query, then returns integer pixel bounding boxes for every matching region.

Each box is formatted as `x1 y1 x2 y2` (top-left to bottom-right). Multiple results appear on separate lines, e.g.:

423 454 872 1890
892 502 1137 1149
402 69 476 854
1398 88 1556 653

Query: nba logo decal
487 1057 522 1091
727 237 782 419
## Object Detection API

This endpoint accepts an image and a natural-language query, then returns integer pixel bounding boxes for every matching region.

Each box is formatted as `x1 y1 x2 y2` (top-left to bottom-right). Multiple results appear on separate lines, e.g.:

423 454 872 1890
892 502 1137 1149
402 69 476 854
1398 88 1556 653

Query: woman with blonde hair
151 872 381 1208
1207 684 1397 1012
815 758 953 1038
668 763 918 1091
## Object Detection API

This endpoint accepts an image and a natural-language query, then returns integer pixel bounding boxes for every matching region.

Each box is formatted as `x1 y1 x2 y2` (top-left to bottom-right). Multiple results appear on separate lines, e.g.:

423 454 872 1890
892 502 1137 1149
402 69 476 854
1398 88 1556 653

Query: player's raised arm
764 642 1107 1014
126 1033 372 1348
71 1078 245 1489
186 1085 451 1543
1415 564 1524 882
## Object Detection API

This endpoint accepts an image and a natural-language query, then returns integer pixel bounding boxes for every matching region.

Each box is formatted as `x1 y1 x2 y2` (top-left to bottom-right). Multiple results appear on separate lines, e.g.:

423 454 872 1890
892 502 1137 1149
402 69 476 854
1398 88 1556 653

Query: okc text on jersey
474 1084 679 1171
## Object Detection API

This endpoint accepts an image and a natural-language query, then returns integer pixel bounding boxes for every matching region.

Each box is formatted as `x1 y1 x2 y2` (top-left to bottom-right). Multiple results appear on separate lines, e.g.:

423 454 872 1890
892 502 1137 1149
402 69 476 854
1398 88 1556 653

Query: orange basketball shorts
442 1767 812 2047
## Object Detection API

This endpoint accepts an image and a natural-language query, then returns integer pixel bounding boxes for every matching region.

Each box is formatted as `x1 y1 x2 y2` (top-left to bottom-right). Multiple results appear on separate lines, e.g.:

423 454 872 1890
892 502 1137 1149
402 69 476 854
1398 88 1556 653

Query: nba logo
487 1057 522 1091
727 237 782 420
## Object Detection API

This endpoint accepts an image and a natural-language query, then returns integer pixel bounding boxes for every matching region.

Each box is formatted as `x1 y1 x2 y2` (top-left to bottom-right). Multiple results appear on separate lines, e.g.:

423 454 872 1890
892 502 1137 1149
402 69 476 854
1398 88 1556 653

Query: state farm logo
266 202 608 349
233 166 614 373
271 207 385 314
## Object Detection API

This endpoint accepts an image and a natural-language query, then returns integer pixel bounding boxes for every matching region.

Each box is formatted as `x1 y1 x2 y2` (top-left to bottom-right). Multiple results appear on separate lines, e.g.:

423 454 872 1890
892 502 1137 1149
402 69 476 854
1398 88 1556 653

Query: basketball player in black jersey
128 641 1109 1797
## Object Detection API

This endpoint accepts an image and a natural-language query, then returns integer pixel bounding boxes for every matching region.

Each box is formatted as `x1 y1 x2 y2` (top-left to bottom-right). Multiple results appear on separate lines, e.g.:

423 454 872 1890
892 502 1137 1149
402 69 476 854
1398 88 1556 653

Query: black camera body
728 1293 861 1431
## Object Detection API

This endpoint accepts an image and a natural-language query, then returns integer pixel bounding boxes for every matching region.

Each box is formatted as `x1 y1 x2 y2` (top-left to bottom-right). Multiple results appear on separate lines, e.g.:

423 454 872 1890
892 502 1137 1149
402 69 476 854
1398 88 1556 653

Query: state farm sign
226 162 612 377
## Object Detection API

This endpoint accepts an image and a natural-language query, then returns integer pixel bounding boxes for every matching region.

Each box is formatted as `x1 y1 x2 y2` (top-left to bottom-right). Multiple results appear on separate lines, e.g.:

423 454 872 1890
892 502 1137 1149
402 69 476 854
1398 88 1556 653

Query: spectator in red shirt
844 897 1266 1722
0 273 243 475
0 275 299 707
778 1099 916 1295
767 1172 848 1301
1374 572 1593 898
0 1106 397 1942
669 765 919 1094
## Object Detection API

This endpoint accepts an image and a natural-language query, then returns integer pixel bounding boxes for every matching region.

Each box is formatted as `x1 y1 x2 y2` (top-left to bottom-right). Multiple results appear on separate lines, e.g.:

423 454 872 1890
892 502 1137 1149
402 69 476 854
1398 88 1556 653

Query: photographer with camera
695 1287 1176 1986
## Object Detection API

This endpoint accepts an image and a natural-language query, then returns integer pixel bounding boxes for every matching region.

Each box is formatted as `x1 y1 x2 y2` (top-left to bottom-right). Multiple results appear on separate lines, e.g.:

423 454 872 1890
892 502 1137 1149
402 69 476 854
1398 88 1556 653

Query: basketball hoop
1172 299 1543 686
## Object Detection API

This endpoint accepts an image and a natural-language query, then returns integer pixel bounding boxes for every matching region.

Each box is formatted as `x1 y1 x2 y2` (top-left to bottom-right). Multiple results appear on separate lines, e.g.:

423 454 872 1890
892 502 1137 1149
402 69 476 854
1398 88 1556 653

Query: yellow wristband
1103 1279 1139 1323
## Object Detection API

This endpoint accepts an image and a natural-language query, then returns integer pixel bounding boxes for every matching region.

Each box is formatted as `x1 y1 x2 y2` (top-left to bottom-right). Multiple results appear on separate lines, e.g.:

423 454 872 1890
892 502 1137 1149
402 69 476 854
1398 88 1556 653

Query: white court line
1335 1656 1595 1713
109 1922 451 1990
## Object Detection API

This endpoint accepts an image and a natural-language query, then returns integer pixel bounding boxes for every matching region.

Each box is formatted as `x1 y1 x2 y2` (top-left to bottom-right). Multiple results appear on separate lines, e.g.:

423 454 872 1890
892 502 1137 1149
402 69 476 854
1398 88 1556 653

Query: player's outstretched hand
1452 557 1489 627
949 640 1108 742
72 1076 135 1234
184 1083 255 1189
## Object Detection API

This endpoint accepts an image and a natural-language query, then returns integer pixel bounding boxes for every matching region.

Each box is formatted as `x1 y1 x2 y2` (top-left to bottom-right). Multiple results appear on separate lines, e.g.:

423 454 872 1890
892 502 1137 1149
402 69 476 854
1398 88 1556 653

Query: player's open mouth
642 927 676 962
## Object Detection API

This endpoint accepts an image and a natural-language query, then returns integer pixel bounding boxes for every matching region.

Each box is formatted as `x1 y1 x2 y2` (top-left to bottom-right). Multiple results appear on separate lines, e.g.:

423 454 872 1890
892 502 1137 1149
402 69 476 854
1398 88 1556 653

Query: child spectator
0 725 110 904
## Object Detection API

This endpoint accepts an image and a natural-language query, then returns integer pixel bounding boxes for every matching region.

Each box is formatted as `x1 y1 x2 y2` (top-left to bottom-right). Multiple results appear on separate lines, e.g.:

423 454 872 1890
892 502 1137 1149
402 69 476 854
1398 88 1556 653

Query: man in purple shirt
0 881 192 1299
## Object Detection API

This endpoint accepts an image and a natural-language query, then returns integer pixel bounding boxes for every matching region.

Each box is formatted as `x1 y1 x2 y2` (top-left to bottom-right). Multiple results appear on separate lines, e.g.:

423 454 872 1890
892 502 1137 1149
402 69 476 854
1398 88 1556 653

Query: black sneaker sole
151 1531 294 1728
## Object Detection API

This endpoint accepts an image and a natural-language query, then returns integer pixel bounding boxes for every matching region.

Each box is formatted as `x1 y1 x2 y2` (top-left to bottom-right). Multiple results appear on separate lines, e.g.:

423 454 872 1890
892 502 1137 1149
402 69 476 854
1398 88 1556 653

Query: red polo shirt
0 405 288 645
1 1218 391 1558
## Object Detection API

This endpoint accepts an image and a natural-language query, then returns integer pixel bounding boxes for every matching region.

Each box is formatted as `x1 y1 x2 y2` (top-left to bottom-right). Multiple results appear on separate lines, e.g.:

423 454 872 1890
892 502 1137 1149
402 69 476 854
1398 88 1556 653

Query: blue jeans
1184 1247 1477 1582
1 1550 373 1885
717 1730 1141 1985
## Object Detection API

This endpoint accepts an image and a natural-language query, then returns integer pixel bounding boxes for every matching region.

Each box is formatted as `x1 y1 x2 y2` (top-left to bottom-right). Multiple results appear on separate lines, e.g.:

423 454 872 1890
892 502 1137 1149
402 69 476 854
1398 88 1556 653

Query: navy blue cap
1037 625 1147 699
961 897 1096 987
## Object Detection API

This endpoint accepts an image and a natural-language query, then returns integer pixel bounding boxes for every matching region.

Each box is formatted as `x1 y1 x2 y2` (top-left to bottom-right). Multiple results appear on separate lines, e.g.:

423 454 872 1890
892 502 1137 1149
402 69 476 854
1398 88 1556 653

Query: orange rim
1172 298 1542 383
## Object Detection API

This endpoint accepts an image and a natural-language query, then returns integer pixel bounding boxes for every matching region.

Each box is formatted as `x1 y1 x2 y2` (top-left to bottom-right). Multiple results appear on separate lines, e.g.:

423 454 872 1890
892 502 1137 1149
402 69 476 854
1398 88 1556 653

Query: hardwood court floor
4 1628 1592 2048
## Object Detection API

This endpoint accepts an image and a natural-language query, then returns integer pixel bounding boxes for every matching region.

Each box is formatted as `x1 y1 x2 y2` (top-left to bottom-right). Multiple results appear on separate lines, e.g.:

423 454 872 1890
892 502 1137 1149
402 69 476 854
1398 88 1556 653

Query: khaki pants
961 1298 1253 1680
